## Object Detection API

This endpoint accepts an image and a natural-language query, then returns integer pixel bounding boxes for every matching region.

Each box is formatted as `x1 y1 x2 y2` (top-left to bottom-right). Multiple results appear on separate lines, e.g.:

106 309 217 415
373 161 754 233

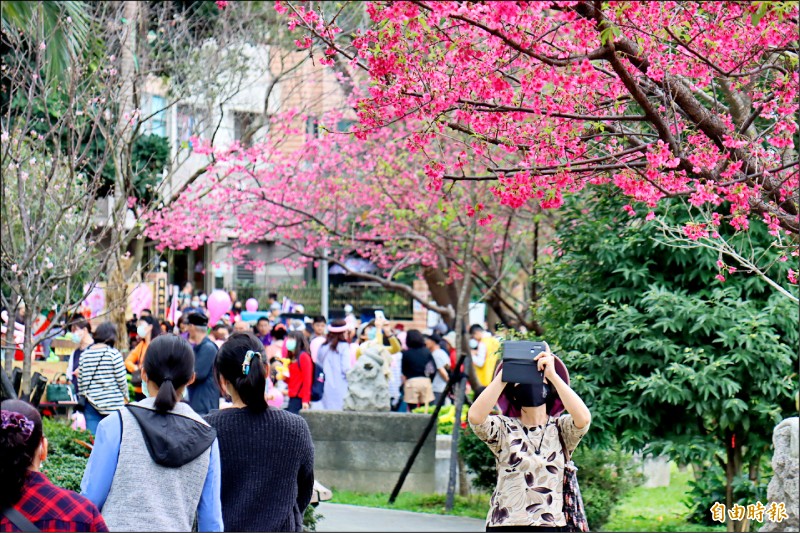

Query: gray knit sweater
204 407 315 532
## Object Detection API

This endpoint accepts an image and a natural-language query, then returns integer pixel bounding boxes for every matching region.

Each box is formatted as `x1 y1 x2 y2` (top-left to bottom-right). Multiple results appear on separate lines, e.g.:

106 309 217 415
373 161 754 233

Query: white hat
344 304 353 314
443 331 457 347
294 304 305 313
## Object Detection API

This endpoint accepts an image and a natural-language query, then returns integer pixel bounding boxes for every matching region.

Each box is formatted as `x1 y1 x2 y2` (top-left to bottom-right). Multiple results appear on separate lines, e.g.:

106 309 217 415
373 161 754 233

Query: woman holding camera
468 344 591 532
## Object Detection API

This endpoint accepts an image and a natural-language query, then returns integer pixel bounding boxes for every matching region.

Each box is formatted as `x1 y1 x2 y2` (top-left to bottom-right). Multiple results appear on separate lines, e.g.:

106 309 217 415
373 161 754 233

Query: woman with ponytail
1 400 107 532
80 334 223 532
204 332 315 532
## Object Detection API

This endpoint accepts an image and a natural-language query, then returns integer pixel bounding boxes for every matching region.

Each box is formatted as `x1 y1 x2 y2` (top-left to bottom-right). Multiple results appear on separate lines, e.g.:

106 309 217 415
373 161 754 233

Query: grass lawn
330 490 490 520
602 463 727 532
330 463 727 532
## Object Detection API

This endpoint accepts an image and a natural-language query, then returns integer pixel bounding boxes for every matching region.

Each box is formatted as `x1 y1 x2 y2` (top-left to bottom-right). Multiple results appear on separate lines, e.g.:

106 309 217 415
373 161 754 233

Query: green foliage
604 466 727 532
534 187 798 510
41 417 92 492
684 460 770 526
331 490 490 519
303 505 323 532
459 424 641 530
458 424 497 493
1 1 90 84
571 445 642 530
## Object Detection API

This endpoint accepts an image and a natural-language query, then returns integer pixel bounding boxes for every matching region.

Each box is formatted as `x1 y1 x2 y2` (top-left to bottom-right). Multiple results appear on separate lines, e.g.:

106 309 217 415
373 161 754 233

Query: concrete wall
435 434 479 495
300 411 436 493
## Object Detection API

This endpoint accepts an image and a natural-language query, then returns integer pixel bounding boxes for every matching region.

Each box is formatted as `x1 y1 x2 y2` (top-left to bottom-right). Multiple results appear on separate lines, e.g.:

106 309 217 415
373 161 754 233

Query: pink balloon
207 289 232 326
267 389 284 408
245 298 259 312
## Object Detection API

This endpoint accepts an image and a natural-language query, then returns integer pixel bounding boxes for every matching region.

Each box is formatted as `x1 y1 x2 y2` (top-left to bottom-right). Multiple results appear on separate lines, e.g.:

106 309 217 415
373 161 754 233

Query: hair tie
162 377 173 382
242 350 259 375
1 410 34 442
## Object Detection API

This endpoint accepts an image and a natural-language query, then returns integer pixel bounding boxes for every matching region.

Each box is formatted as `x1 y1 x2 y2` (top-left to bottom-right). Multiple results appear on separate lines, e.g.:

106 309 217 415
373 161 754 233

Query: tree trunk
725 430 745 532
21 310 34 395
107 252 133 353
423 267 459 329
531 220 539 304
458 454 470 497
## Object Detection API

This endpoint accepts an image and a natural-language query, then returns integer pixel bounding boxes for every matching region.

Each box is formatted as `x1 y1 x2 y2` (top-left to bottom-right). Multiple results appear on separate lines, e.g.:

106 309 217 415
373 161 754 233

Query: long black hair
143 334 195 412
215 332 268 412
1 400 44 507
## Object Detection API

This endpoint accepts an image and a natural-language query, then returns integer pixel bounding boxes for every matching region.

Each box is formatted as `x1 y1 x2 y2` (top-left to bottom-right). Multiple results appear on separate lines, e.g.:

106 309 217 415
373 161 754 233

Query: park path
315 503 485 532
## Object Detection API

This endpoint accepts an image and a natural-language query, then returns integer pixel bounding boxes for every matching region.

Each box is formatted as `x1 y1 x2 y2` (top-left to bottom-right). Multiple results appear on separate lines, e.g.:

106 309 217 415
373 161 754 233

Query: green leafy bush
459 423 641 530
303 505 323 532
458 424 496 493
684 462 770 526
571 445 642 530
41 417 93 492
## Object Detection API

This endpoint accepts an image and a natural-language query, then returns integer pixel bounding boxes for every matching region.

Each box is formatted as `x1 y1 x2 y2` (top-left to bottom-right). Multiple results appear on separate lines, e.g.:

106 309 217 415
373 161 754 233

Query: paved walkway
315 503 485 532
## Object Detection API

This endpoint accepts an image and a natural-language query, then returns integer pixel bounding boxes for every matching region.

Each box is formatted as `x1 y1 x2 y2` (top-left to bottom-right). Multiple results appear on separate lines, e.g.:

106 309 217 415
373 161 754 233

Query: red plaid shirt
1 471 107 532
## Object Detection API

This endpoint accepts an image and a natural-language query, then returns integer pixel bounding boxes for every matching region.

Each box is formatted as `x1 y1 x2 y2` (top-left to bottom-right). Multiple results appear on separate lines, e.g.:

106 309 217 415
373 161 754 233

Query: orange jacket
125 340 148 394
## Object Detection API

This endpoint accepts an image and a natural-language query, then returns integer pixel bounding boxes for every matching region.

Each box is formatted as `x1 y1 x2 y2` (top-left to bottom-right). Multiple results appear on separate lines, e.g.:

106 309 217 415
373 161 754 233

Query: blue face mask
286 339 297 352
69 331 83 344
367 328 377 341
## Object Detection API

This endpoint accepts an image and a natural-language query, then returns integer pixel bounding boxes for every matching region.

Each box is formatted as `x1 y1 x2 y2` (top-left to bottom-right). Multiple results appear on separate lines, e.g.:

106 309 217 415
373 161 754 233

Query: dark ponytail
1 400 43 508
215 332 268 412
143 334 195 412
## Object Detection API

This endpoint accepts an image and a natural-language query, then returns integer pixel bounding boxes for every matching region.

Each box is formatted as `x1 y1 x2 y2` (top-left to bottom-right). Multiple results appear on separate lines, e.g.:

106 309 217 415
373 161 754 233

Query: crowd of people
1 284 595 533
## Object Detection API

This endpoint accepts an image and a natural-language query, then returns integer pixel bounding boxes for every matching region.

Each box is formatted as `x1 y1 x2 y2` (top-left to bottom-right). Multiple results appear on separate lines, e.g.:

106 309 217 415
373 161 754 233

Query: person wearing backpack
285 331 313 414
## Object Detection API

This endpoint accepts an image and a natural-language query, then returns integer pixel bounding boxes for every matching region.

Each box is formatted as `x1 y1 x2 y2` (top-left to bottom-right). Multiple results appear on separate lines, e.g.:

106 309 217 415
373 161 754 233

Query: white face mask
469 338 479 349
137 325 148 339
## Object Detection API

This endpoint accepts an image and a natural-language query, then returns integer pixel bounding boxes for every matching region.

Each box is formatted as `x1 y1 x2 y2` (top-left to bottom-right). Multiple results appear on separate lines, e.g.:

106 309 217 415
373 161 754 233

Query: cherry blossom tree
280 0 799 292
143 109 543 333
1 8 127 392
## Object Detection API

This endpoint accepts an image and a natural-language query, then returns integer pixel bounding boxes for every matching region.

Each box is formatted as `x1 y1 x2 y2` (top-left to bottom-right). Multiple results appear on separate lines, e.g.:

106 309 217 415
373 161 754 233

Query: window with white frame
149 94 168 137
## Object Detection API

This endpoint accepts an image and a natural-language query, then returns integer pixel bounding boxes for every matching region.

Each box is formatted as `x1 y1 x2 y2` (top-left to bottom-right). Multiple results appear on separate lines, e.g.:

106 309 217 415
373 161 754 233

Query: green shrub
41 417 93 492
684 461 770 526
459 424 641 530
458 425 496 493
303 505 323 531
571 445 642 530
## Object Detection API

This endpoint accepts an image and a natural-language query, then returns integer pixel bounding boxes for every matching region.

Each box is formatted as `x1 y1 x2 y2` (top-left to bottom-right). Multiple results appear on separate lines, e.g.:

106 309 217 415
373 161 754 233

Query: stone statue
760 417 799 532
343 346 391 412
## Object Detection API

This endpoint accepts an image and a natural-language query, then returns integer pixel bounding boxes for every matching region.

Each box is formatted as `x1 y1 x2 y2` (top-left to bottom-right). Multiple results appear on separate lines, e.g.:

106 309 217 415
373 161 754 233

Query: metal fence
234 283 414 320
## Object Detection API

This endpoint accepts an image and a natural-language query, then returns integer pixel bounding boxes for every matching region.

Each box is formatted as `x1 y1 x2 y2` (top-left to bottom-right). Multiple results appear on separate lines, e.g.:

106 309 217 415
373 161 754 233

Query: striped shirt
77 345 128 415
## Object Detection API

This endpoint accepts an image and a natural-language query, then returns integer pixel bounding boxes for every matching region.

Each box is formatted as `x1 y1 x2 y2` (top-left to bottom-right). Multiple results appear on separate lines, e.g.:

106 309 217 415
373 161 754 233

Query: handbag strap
555 417 572 463
82 347 109 395
2 507 40 532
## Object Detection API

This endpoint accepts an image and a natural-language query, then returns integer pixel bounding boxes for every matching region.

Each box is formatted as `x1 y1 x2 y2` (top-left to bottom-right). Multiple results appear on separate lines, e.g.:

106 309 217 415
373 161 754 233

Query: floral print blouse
470 413 590 528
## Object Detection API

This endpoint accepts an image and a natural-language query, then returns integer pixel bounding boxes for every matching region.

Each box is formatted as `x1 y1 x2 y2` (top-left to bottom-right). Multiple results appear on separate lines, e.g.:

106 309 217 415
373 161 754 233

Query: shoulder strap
84 349 109 389
2 507 40 532
555 416 572 463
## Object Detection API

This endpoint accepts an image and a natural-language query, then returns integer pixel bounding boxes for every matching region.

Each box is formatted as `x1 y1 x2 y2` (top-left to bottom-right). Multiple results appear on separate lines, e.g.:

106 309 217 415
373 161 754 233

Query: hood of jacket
126 404 216 468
